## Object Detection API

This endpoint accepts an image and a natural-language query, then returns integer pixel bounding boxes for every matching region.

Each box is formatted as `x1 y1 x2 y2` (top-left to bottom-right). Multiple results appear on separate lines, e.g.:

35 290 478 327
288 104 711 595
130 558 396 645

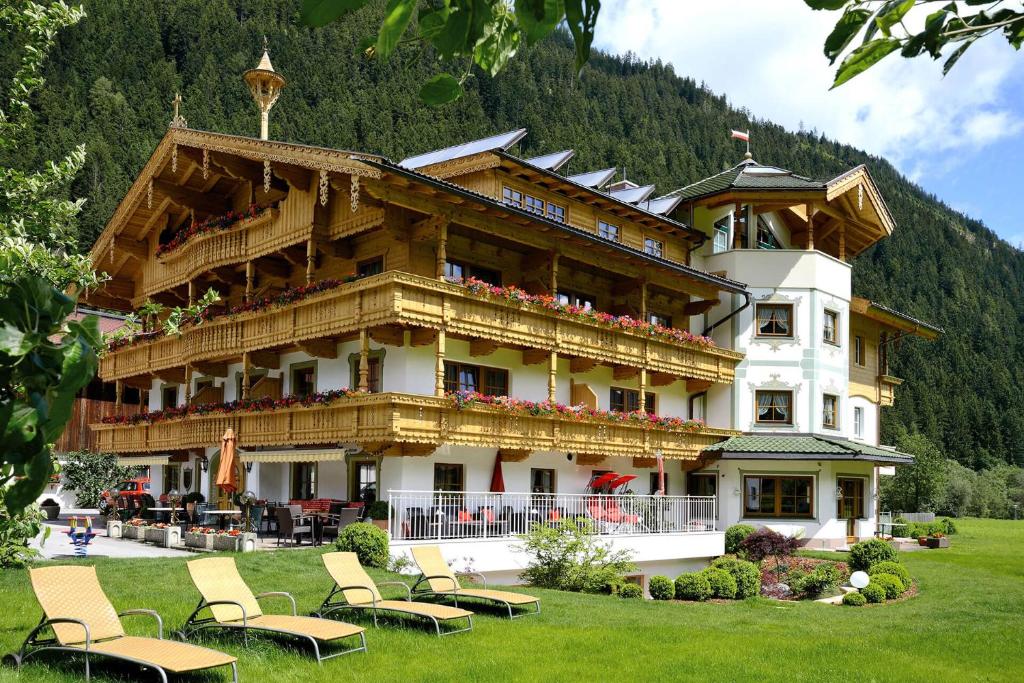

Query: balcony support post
436 221 448 280
241 352 251 400
358 328 370 392
548 351 557 403
640 280 647 322
733 203 744 249
115 380 123 408
639 369 648 412
245 261 254 302
305 238 316 284
549 251 559 294
838 224 846 261
187 280 195 306
806 203 815 250
434 330 446 397
183 363 192 405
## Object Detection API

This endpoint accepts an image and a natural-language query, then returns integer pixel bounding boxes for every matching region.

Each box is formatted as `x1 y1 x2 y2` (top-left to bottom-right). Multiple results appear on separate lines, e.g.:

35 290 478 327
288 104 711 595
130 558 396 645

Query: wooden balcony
100 271 743 384
92 392 737 459
879 374 902 407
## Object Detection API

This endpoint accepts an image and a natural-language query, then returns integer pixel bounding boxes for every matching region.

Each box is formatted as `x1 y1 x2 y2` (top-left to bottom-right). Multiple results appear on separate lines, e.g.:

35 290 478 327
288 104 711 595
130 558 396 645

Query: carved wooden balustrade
92 392 738 458
101 271 743 384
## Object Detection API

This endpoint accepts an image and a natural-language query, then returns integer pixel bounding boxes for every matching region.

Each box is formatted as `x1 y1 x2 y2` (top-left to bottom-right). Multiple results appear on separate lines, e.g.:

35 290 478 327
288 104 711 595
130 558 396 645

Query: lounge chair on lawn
409 545 541 618
181 556 366 664
316 552 474 637
9 566 237 682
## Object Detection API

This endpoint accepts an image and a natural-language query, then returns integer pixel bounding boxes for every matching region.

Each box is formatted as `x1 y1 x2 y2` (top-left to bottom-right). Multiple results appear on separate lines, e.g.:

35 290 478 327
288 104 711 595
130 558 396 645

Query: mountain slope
7 0 1023 468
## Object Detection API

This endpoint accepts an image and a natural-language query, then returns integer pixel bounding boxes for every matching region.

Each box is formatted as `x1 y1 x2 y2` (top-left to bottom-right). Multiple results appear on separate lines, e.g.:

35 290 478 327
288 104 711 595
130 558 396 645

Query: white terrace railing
387 490 717 541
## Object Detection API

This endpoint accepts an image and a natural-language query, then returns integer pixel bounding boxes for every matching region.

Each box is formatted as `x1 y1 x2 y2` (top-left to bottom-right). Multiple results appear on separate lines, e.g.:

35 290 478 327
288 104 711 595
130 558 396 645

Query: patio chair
245 505 264 535
181 557 366 664
10 565 237 683
316 552 473 636
410 545 541 619
321 508 360 544
275 506 312 546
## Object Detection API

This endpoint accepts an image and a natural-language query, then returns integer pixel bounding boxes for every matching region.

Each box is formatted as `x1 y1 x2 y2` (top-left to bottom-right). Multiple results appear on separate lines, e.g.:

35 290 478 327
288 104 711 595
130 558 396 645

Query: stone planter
185 532 215 550
123 525 145 540
371 520 389 532
106 519 123 539
212 534 240 552
144 527 165 543
154 526 182 548
237 532 257 553
926 537 950 549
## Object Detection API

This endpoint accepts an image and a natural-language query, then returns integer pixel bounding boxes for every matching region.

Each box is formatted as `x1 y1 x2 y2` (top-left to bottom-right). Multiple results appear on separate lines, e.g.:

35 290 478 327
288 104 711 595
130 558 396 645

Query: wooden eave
850 296 941 340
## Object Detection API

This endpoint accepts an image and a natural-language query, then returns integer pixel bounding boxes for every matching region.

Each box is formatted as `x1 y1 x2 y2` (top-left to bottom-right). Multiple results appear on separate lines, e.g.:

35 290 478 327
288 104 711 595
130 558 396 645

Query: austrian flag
730 129 750 142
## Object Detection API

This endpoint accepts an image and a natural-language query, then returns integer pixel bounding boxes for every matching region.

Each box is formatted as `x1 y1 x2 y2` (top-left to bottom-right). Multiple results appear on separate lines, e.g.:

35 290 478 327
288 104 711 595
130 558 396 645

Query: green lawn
1 518 1023 682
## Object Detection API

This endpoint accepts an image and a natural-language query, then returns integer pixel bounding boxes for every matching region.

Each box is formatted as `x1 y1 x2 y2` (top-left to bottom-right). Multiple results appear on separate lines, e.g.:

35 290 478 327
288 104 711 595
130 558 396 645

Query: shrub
710 557 761 599
703 568 738 599
516 518 636 593
842 591 867 606
871 573 903 600
794 562 841 597
868 561 911 592
675 572 713 601
619 583 643 599
60 451 135 508
740 528 799 563
848 539 897 571
939 517 957 535
0 489 47 569
648 575 675 600
725 524 756 554
860 582 886 603
364 500 391 521
893 517 912 537
335 522 389 568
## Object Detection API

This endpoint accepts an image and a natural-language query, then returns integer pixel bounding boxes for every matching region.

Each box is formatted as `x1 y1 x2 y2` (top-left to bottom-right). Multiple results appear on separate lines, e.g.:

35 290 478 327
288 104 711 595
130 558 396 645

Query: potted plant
185 527 216 550
926 533 950 549
212 529 242 552
364 500 391 531
122 519 146 540
144 523 165 543
39 498 61 521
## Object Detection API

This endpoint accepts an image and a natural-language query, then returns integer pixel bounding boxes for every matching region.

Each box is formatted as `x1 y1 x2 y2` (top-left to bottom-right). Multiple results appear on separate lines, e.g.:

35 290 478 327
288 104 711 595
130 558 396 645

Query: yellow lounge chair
9 565 237 682
317 552 473 636
409 545 541 618
182 556 366 663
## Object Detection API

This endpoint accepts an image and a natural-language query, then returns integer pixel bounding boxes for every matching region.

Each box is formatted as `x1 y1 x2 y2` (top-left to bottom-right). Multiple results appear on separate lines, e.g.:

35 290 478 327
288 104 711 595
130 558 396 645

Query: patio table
147 506 184 523
204 509 242 530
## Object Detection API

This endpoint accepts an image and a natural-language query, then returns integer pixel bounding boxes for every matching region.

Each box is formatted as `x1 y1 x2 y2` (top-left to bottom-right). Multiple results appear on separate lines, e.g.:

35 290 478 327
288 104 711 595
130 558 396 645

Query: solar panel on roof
399 128 527 169
638 196 682 215
523 150 574 171
608 184 655 203
566 167 616 188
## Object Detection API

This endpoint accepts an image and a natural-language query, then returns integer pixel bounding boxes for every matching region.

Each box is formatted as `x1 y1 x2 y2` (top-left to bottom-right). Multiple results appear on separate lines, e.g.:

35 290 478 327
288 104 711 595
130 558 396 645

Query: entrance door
837 478 865 543
207 450 246 509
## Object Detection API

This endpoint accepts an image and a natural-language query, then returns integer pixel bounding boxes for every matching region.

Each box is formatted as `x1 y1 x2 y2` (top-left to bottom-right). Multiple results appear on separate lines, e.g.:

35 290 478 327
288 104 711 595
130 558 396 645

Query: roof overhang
851 296 942 340
239 448 349 463
712 450 913 465
116 455 170 467
701 434 915 464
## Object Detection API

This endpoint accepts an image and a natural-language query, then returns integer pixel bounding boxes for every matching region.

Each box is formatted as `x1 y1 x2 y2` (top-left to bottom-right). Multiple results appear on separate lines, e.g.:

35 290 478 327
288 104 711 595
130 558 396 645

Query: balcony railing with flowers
92 391 738 458
99 272 743 385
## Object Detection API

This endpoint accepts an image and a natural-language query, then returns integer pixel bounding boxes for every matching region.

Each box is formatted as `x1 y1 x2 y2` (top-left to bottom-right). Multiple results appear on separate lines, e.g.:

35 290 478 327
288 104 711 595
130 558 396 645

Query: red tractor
98 477 154 516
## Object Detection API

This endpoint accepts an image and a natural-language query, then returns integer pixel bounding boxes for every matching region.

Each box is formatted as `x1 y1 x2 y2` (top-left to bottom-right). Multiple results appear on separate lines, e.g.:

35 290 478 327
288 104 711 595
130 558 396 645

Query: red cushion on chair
482 509 495 523
458 510 473 522
548 509 560 521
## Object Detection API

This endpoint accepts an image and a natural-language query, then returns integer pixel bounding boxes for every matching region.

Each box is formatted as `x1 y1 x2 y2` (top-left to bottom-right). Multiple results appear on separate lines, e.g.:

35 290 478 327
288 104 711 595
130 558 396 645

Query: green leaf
942 36 977 75
418 5 451 40
375 0 417 61
515 0 564 45
824 9 872 64
300 0 371 28
564 0 601 75
831 37 900 88
0 324 31 356
419 73 463 106
804 0 850 10
875 0 915 37
474 8 522 77
430 5 473 59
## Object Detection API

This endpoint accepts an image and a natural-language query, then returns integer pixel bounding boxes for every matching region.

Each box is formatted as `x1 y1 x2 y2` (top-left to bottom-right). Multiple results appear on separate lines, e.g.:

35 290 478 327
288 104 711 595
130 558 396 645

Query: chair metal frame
317 582 473 637
412 572 541 619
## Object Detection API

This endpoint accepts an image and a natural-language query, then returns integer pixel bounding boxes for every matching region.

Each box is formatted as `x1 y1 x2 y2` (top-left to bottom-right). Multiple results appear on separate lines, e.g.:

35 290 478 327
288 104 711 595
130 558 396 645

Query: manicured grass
1 518 1023 682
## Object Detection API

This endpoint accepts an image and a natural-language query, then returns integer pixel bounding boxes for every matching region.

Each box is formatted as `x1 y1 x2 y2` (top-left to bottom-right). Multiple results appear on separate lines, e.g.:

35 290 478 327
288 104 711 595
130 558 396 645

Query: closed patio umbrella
215 428 238 495
489 453 505 493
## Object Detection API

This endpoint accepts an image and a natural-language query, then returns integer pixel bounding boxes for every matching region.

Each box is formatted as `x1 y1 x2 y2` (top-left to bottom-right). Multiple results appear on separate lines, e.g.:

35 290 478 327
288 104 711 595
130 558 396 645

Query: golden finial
170 92 187 129
244 38 286 140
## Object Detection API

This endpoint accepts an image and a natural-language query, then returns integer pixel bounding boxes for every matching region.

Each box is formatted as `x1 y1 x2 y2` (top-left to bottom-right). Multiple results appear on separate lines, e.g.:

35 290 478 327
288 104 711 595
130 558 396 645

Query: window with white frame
854 335 865 365
854 406 864 438
755 390 793 425
598 220 620 241
712 215 730 253
644 237 664 257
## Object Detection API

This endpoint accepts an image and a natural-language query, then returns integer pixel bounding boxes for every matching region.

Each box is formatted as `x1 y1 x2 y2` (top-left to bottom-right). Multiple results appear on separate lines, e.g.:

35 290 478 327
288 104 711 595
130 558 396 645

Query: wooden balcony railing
92 392 738 459
100 271 743 384
879 374 902 407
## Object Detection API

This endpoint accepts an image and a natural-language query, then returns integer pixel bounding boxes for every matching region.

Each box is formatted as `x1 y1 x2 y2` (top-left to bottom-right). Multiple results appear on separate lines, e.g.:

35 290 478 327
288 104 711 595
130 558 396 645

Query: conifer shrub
648 575 675 600
674 572 713 601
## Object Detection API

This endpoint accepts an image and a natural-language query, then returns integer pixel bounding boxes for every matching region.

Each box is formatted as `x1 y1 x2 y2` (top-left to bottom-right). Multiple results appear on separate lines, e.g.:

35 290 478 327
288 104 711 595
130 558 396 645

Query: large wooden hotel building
85 51 939 579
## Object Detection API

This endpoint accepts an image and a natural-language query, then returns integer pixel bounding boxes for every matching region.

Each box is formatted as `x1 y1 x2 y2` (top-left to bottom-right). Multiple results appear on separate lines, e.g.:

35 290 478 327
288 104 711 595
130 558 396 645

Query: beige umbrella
215 428 238 495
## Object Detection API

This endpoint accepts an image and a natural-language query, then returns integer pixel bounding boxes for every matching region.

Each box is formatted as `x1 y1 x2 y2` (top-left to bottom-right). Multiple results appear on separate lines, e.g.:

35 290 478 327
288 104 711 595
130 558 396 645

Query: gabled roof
851 297 943 339
662 159 825 202
524 149 574 171
399 129 527 169
702 434 913 464
565 167 616 188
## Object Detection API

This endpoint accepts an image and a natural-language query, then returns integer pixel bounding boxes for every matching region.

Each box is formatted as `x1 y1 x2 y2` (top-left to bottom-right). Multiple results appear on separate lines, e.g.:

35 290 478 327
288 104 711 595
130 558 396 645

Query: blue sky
595 1 1024 247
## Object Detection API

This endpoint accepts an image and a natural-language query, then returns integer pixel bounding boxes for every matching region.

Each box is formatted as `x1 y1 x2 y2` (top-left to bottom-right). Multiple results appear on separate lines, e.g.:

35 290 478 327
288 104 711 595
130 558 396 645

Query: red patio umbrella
657 451 665 495
489 453 505 493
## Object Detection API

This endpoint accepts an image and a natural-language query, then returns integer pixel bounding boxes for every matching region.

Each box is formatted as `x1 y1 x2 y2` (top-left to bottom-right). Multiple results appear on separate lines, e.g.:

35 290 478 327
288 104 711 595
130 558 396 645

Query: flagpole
746 130 750 156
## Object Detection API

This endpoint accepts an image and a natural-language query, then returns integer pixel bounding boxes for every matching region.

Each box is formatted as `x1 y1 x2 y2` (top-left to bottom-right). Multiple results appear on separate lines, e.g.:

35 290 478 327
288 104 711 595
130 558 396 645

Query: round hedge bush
724 524 756 554
619 583 643 599
335 522 389 568
860 582 886 604
939 517 957 534
871 573 903 600
849 538 897 571
648 575 675 601
703 568 738 599
710 557 761 599
868 561 911 592
675 572 713 601
842 591 867 606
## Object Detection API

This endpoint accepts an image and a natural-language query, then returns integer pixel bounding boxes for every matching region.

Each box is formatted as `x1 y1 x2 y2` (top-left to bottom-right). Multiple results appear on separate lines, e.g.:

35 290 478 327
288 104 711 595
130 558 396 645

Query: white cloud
593 0 1024 182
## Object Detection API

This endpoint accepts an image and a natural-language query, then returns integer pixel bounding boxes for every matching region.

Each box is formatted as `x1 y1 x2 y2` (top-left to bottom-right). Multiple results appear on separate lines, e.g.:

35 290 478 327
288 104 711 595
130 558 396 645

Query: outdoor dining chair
181 557 366 664
316 552 473 636
275 506 312 546
10 565 237 682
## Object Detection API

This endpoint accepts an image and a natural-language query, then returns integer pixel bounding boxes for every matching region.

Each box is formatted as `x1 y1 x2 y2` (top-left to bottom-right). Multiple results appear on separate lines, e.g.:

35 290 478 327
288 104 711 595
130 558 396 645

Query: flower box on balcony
184 531 215 550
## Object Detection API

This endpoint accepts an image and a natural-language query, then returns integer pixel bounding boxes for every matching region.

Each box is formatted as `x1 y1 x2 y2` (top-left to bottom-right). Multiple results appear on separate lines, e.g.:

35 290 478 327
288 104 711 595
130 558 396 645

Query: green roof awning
701 434 913 464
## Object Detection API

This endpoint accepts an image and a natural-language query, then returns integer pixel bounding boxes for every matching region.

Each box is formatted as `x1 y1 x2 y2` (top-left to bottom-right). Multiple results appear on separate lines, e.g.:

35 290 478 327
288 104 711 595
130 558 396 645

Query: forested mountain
4 0 1023 470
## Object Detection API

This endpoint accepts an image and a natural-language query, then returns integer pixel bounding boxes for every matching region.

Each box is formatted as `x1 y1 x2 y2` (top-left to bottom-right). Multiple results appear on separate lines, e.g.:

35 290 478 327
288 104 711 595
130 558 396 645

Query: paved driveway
30 521 192 560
